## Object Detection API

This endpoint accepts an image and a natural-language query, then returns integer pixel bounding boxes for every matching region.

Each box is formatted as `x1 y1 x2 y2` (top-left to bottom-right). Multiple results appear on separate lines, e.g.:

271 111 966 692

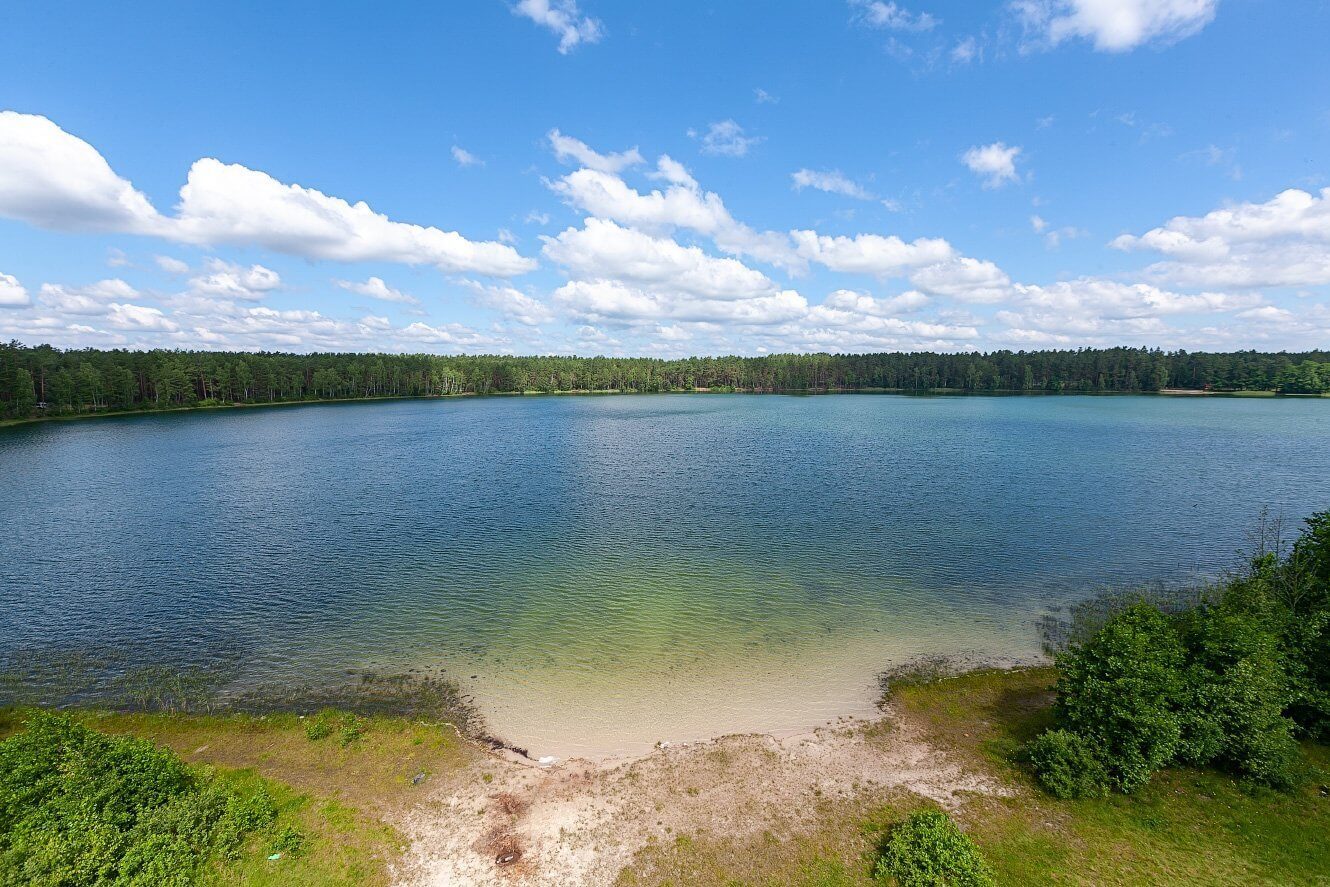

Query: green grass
619 669 1330 887
0 706 478 886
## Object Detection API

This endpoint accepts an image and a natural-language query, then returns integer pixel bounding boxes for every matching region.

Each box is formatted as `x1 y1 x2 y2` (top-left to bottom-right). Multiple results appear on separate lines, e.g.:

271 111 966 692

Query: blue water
2 394 1327 756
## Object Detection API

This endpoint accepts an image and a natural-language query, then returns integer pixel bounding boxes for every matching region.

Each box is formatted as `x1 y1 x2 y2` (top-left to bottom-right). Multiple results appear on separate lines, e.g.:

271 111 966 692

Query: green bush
0 711 276 885
1021 729 1109 799
1054 603 1186 792
873 811 994 887
304 712 333 741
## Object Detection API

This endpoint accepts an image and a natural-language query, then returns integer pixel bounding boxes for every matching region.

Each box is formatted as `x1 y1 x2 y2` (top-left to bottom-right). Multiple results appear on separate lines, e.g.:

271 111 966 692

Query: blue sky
1 0 1327 356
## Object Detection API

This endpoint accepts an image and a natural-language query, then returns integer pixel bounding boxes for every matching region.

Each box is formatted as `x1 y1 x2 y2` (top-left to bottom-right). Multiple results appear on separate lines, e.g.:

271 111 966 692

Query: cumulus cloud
548 129 643 173
790 231 955 276
690 120 762 158
172 159 535 276
155 255 190 275
188 259 281 301
513 0 603 53
462 280 555 326
547 164 800 270
334 276 422 307
1014 0 1218 52
38 279 141 315
0 272 30 308
993 277 1265 345
1111 187 1330 288
0 112 535 278
0 111 166 234
962 142 1022 188
553 279 807 326
543 218 779 300
909 258 1013 303
849 0 939 31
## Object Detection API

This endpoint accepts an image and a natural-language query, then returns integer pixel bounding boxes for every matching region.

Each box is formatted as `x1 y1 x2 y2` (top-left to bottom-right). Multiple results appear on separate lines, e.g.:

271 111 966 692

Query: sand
390 696 1013 886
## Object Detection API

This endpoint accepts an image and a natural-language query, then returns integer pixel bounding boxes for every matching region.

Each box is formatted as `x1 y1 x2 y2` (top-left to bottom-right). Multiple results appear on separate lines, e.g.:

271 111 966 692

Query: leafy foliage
4 340 1329 420
1053 603 1186 792
873 811 995 887
0 711 276 885
1019 729 1109 799
1026 511 1329 796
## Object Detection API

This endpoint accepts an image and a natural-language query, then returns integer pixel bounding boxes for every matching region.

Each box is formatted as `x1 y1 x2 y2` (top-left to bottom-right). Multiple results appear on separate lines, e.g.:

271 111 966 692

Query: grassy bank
0 707 481 885
619 668 1330 886
6 666 1326 885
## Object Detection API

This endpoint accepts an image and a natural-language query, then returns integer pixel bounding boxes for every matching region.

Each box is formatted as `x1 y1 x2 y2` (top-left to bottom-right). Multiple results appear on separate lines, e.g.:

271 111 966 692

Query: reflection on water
2 394 1327 757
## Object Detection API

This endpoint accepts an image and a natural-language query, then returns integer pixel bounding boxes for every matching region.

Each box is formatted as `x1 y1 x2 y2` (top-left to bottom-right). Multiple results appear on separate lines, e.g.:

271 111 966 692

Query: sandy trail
391 702 1011 887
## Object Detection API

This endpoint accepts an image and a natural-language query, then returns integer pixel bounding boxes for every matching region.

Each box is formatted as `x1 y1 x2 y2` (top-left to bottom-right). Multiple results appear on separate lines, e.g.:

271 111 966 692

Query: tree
11 367 36 417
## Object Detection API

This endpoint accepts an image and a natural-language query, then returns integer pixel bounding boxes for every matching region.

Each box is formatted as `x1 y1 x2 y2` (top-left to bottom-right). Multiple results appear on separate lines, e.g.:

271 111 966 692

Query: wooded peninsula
3 341 1329 422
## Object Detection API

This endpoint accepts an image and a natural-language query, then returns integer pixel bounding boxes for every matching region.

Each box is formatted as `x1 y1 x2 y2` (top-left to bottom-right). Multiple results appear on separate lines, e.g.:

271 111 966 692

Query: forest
2 340 1328 420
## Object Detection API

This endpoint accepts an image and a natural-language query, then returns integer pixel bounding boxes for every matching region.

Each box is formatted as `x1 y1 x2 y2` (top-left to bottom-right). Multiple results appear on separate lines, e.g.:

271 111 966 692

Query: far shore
3 384 1323 430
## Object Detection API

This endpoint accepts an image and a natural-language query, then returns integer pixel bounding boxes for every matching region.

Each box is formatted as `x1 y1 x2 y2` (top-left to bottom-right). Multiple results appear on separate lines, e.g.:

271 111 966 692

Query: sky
1 0 1328 357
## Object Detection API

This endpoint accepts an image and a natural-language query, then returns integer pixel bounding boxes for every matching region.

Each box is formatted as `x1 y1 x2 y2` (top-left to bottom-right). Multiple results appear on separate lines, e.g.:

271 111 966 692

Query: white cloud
513 0 603 53
38 279 140 315
548 129 643 173
1030 215 1048 233
691 120 762 158
526 210 552 226
790 230 955 276
0 111 166 234
849 0 939 31
547 165 800 270
753 88 779 105
0 112 534 278
1014 0 1217 52
820 288 931 316
171 158 534 276
155 255 190 275
648 155 698 189
543 218 779 299
0 272 29 308
553 279 807 326
909 258 1013 302
993 277 1265 345
951 36 979 63
1111 186 1330 288
105 302 177 331
189 259 281 301
334 276 422 307
791 169 875 201
962 142 1022 188
451 146 483 167
463 280 555 326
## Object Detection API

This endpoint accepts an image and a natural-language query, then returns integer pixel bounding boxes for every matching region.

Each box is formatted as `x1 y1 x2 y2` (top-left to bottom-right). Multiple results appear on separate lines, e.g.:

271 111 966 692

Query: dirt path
391 702 1012 886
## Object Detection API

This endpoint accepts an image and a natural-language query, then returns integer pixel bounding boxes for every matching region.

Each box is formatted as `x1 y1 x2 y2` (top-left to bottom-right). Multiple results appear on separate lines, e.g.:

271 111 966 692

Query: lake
2 393 1327 758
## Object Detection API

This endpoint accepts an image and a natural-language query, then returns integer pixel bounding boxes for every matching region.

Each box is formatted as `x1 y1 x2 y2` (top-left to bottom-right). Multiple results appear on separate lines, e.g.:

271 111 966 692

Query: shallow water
2 394 1327 757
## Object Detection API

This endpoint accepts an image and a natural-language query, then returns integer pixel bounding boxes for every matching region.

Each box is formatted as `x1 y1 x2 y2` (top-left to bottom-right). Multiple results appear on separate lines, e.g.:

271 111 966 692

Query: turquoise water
2 394 1327 756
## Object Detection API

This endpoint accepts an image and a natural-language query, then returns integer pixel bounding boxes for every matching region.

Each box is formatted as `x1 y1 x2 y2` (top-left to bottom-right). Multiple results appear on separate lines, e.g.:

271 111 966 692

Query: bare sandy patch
391 701 1013 887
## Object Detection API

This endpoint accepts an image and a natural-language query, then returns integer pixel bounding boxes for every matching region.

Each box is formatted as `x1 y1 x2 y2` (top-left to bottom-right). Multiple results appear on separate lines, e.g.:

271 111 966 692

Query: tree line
2 340 1328 420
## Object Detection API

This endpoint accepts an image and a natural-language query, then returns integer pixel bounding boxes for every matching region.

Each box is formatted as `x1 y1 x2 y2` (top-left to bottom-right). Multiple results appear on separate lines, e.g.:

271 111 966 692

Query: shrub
304 712 333 741
269 824 306 857
0 711 275 885
1054 603 1186 792
337 715 364 747
1021 729 1109 799
873 811 994 887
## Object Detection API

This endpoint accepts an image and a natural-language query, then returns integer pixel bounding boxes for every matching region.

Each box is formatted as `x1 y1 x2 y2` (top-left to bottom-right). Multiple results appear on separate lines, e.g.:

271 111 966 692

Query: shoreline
12 664 1323 885
2 384 1321 430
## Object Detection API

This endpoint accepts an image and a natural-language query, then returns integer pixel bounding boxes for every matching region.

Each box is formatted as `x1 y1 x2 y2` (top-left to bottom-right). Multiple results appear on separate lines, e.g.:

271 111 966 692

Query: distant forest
2 341 1328 420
